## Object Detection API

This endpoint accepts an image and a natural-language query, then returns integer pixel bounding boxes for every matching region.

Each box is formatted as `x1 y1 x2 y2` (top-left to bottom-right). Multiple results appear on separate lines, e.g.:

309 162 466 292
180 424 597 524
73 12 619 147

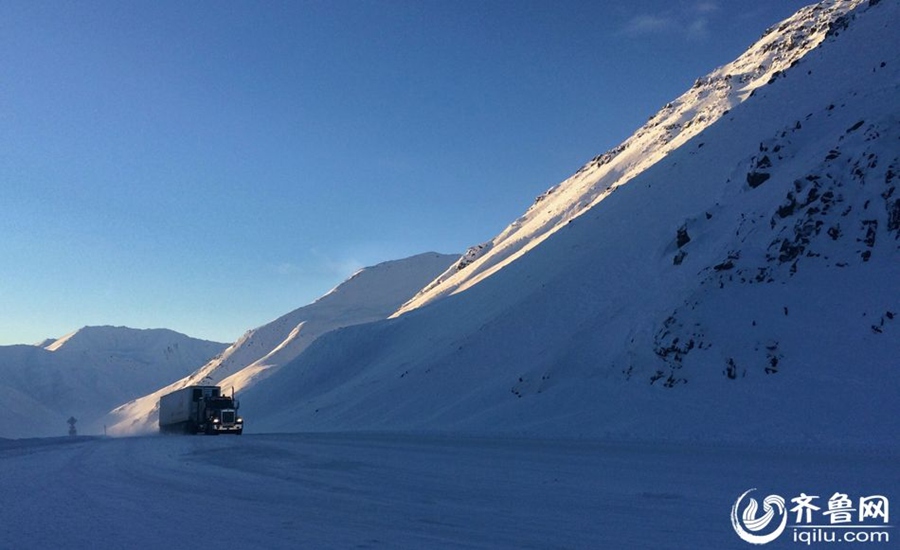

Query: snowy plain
2 433 895 549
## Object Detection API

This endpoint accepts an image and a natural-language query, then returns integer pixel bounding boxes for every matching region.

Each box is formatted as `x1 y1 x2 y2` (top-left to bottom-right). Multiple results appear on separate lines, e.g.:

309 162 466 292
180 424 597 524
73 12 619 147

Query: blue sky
0 1 811 345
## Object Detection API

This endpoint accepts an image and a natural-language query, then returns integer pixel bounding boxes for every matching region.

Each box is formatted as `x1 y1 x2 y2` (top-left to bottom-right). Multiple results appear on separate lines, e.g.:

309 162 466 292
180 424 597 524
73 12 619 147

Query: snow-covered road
1 434 895 549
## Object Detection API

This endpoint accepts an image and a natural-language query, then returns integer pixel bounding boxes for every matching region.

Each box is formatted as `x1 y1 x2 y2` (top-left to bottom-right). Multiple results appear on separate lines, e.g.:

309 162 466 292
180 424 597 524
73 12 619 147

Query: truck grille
222 411 236 424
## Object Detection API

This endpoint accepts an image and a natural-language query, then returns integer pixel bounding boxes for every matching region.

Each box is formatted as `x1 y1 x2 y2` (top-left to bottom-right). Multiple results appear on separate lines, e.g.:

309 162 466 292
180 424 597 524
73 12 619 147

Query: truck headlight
213 418 220 424
237 418 243 423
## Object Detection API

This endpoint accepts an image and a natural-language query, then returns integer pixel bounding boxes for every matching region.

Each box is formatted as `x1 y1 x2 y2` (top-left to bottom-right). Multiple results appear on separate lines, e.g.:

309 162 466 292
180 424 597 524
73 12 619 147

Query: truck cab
201 394 243 435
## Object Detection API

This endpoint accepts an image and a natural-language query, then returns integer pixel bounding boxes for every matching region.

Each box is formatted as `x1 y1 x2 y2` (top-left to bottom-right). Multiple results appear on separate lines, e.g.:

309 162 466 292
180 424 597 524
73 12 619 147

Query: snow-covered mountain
241 0 899 446
0 326 226 438
105 252 457 435
396 0 870 315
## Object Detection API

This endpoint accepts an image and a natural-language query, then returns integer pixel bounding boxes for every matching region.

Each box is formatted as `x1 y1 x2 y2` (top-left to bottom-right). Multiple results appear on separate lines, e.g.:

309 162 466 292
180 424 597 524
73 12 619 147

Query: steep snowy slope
0 326 226 438
244 0 899 445
396 0 868 315
105 252 456 435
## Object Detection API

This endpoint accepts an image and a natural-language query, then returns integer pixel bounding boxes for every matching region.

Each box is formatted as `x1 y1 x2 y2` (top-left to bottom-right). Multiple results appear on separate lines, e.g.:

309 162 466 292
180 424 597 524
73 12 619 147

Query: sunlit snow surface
1 434 895 549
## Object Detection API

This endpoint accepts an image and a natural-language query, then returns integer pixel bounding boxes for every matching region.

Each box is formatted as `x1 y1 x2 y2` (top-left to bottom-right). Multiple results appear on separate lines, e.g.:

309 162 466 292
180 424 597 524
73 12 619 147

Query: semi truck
158 385 243 435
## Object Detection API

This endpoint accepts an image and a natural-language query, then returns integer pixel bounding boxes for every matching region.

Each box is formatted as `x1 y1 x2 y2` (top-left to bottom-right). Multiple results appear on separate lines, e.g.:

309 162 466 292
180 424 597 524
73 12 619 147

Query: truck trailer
158 385 243 435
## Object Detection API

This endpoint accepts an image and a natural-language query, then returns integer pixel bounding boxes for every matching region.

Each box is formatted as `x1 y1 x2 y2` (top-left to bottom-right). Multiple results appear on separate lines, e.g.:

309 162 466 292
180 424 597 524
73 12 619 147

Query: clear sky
0 0 812 346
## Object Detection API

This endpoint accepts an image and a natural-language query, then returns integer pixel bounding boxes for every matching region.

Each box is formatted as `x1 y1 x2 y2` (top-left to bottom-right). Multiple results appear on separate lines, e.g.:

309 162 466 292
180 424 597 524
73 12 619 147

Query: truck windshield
205 398 235 410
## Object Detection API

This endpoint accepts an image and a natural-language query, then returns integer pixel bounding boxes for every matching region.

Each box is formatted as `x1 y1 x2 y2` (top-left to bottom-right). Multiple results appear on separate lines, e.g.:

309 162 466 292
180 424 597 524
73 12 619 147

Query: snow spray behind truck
159 385 243 435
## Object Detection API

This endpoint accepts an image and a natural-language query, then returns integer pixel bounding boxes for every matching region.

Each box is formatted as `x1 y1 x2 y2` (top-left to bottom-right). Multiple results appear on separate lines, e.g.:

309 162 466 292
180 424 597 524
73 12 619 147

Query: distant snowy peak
194 252 459 384
216 252 459 382
395 0 870 316
42 325 225 355
314 253 462 310
0 326 228 438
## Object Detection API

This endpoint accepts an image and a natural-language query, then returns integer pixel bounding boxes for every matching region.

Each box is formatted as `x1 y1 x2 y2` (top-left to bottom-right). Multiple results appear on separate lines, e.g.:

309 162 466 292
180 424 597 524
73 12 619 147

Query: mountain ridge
395 0 870 316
